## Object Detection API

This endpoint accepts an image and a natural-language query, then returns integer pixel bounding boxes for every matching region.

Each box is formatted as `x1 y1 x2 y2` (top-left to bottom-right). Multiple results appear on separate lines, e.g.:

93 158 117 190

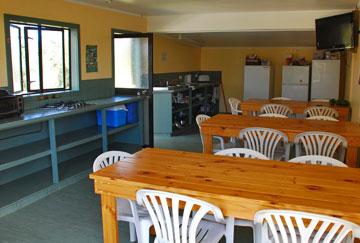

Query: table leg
101 194 118 243
203 134 213 154
346 146 358 168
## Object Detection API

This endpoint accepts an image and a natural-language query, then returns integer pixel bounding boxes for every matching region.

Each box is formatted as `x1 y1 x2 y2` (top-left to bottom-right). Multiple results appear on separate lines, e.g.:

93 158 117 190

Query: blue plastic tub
96 105 127 127
126 102 138 124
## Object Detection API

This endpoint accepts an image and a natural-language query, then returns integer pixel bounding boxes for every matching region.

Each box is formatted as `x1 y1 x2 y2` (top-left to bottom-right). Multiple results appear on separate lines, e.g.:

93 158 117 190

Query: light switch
161 52 167 62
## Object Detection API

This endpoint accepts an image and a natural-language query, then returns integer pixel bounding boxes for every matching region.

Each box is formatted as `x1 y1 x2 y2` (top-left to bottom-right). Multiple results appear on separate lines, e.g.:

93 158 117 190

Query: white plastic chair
258 113 288 118
215 148 269 160
294 131 348 161
136 189 226 243
93 151 132 172
271 97 292 101
289 155 347 167
215 148 268 242
260 104 293 117
304 106 339 119
254 209 360 243
306 116 339 121
228 97 242 144
93 151 151 242
228 97 242 115
196 114 229 152
240 127 289 160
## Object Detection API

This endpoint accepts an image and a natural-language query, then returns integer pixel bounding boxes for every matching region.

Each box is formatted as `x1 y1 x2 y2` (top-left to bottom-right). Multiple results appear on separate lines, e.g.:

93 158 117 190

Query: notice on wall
86 45 98 73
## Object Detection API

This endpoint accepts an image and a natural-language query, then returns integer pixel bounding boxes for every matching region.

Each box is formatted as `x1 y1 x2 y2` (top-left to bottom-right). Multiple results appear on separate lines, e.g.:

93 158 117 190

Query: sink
153 87 170 91
153 85 189 91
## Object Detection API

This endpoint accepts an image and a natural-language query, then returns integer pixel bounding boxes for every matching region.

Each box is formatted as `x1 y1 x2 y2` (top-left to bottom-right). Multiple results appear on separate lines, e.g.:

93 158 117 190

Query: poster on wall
86 45 98 72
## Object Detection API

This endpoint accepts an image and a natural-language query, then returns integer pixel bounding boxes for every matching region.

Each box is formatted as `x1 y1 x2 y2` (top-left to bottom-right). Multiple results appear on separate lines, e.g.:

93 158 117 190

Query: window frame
9 24 24 92
4 14 80 95
111 28 153 94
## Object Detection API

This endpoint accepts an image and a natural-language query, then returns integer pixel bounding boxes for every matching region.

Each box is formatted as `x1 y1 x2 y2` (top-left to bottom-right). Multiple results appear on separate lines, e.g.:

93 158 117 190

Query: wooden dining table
201 114 360 167
241 99 351 121
90 148 360 243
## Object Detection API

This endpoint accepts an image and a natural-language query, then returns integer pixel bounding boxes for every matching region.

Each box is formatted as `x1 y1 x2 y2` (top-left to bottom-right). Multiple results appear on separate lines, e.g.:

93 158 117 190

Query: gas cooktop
42 101 89 110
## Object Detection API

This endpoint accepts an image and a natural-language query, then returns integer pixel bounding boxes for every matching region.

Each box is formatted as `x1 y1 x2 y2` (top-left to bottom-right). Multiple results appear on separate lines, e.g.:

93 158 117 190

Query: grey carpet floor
0 133 252 243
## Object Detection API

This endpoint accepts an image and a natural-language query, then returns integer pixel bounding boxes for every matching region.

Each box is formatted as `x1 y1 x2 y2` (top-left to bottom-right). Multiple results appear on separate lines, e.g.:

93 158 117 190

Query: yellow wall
344 10 360 122
201 47 315 111
0 0 147 87
347 47 360 122
153 34 201 73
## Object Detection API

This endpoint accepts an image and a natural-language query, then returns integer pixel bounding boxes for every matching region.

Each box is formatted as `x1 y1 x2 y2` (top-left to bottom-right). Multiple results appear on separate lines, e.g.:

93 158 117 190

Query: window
114 37 149 89
113 32 152 90
6 16 80 94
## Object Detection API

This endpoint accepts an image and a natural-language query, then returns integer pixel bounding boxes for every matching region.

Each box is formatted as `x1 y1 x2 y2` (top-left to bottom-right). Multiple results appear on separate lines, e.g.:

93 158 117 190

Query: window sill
22 90 79 99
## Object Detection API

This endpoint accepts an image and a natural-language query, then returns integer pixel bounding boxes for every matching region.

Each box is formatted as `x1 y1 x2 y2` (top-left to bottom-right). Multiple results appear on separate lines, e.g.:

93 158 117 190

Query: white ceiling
164 31 316 47
69 0 358 16
69 0 356 47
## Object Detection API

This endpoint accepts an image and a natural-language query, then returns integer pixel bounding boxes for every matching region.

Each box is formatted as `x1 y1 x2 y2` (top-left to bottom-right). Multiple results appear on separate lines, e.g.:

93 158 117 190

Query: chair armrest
214 136 225 150
354 228 360 239
232 109 243 115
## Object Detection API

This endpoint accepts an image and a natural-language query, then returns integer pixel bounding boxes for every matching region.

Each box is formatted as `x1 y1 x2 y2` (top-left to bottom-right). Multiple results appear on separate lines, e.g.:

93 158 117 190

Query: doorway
112 30 153 147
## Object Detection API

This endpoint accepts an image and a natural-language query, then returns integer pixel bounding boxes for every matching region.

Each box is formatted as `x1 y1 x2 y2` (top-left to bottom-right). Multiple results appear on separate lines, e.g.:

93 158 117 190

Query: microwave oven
0 90 24 118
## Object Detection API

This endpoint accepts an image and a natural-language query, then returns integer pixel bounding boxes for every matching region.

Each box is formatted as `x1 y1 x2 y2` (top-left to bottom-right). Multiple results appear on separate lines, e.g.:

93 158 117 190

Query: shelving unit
172 106 189 114
0 139 50 171
56 126 101 152
0 96 145 216
0 149 101 214
107 123 139 135
154 83 219 136
0 98 143 185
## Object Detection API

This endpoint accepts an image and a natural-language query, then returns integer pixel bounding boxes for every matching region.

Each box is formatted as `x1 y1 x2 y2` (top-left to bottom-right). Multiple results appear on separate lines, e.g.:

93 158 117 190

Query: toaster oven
0 90 24 118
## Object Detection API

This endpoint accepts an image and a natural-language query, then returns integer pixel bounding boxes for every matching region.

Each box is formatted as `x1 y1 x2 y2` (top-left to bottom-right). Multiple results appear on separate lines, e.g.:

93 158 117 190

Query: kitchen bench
0 96 145 185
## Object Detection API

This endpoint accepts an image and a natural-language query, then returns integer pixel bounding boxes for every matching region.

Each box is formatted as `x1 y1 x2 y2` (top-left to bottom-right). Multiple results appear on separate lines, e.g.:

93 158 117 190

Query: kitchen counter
0 95 146 215
153 82 220 135
0 95 143 131
0 95 146 185
153 82 219 93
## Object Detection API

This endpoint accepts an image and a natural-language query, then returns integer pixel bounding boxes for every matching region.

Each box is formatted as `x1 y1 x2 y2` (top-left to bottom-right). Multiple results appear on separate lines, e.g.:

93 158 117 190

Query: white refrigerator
282 66 310 101
243 65 273 100
311 60 340 100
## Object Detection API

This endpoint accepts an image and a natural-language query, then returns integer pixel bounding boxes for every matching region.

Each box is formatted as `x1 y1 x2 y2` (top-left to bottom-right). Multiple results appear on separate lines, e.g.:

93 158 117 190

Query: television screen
315 11 358 50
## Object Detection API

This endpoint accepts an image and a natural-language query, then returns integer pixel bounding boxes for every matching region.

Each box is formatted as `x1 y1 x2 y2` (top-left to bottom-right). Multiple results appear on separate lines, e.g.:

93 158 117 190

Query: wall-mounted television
315 11 358 50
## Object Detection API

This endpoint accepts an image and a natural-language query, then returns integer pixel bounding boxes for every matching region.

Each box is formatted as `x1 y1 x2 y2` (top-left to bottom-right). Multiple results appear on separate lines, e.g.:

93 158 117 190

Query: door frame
111 29 154 147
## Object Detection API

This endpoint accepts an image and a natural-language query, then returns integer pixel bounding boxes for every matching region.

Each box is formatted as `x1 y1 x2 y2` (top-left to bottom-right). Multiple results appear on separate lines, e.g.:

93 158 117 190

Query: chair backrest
271 97 291 101
239 127 288 160
306 116 339 121
289 155 347 167
228 97 241 115
254 210 359 243
294 131 348 161
136 189 225 243
195 114 210 127
93 151 132 172
260 104 293 116
258 113 288 118
304 106 339 118
215 148 269 160
195 114 210 147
